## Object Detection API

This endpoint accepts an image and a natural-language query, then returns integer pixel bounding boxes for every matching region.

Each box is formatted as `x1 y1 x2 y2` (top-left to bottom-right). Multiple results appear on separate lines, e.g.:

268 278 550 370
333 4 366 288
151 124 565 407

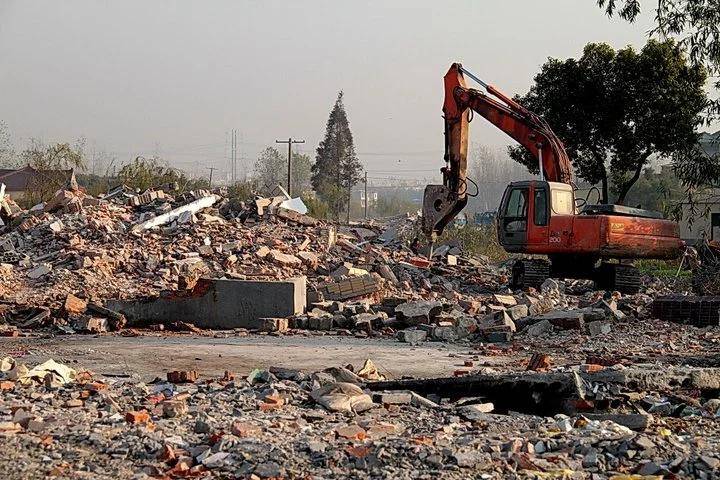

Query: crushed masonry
2 184 720 478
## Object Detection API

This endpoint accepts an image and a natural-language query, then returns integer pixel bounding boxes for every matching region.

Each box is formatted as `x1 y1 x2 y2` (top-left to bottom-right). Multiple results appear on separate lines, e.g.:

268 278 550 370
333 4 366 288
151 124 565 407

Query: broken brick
167 370 198 384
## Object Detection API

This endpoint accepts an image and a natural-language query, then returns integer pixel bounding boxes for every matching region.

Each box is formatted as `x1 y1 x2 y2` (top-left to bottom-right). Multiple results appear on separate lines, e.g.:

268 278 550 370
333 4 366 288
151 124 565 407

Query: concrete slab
106 277 306 329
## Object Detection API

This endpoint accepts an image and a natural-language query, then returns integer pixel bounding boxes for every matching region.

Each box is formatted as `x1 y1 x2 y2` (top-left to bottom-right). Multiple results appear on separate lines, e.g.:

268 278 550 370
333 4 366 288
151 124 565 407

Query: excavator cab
497 180 575 252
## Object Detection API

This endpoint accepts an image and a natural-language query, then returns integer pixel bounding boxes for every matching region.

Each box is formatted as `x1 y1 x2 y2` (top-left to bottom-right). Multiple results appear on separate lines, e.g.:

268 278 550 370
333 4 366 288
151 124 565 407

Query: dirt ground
0 333 505 381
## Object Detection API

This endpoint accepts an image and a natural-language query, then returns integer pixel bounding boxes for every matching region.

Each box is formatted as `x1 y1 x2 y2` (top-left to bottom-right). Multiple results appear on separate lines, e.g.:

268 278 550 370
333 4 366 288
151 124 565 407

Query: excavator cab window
534 188 548 226
503 187 528 232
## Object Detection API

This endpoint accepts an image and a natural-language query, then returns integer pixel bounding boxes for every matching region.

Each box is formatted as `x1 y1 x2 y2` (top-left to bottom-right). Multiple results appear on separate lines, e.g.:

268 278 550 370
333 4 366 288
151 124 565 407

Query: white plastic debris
20 359 76 385
132 194 220 231
279 197 308 215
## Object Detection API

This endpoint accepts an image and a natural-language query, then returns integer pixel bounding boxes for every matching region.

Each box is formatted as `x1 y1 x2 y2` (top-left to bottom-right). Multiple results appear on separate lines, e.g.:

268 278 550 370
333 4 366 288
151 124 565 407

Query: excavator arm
422 63 573 240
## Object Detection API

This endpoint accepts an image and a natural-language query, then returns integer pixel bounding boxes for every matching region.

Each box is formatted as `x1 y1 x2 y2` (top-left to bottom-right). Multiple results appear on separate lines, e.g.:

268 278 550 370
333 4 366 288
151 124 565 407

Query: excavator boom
423 63 572 238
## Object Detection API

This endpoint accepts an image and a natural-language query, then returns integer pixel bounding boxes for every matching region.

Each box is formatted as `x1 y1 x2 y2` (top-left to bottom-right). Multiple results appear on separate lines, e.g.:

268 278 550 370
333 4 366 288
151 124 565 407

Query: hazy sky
0 0 657 181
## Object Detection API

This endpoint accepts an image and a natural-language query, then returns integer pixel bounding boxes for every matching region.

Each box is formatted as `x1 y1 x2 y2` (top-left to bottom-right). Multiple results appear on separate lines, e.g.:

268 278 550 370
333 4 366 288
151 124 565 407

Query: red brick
125 410 150 424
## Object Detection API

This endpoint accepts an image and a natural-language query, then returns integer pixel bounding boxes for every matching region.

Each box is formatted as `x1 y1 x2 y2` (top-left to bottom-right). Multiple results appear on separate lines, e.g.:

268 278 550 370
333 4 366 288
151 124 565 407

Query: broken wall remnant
106 277 306 329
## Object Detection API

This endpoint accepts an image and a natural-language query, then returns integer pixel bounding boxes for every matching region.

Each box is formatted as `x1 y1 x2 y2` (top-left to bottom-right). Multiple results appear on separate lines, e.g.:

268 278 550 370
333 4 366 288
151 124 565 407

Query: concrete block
309 316 334 330
479 310 516 332
107 277 306 329
526 319 553 336
586 321 611 336
72 316 108 333
432 325 458 342
486 331 513 343
527 311 585 330
506 304 529 321
257 317 289 332
395 300 443 326
397 328 427 344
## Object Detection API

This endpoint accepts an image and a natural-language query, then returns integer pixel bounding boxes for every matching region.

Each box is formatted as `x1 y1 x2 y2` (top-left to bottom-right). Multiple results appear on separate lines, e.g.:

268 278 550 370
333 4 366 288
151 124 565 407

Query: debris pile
0 186 506 336
1 355 719 478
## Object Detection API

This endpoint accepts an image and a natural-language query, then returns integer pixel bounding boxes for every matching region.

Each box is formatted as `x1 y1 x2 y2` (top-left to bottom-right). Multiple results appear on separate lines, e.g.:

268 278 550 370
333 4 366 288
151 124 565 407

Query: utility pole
231 129 237 184
364 171 368 219
347 182 352 225
275 137 305 197
206 167 217 187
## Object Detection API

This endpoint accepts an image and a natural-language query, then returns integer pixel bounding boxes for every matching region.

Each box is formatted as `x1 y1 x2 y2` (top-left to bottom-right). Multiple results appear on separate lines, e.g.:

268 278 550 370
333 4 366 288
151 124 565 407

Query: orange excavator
422 63 683 293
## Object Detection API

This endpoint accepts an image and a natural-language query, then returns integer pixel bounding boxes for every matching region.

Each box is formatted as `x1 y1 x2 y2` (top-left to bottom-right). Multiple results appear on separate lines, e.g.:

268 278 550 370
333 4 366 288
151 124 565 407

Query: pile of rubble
1 355 719 479
0 182 710 345
0 184 504 336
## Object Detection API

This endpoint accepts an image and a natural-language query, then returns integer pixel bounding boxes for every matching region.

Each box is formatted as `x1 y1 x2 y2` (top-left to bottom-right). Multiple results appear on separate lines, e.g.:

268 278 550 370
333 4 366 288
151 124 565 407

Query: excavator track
511 259 550 289
595 263 640 294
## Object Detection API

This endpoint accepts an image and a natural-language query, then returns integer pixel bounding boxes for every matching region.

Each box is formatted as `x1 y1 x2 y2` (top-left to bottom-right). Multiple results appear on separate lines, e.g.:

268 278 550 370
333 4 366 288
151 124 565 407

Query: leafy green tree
311 91 364 222
301 193 331 220
509 40 706 204
373 193 418 217
15 138 87 205
253 146 312 195
118 156 208 192
21 138 87 172
598 0 719 115
597 1 720 194
609 166 684 214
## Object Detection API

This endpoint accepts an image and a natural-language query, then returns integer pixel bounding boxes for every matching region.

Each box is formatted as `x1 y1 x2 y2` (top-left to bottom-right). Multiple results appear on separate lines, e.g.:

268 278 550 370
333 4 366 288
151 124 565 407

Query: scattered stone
27 263 52 279
397 328 427 344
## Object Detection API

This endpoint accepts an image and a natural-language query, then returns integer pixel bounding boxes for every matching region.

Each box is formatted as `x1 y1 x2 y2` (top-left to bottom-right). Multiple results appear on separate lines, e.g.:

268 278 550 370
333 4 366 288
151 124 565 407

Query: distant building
678 131 720 242
0 165 78 200
352 184 424 208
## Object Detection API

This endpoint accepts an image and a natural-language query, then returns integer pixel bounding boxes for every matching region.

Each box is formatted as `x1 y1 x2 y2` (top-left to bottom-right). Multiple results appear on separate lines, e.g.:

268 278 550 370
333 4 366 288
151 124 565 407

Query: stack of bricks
321 274 381 301
652 295 720 327
128 190 166 207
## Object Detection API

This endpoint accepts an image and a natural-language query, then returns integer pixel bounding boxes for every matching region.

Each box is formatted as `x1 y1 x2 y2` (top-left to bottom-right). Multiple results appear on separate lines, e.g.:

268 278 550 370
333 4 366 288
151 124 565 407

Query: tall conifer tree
311 91 363 221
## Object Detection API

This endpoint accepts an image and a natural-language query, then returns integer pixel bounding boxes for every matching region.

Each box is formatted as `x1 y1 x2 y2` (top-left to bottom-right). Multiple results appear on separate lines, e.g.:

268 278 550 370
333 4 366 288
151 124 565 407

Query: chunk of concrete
431 325 458 342
479 310 516 332
27 263 52 279
487 331 513 343
506 304 529 321
257 318 289 333
525 319 553 336
373 391 412 405
309 316 334 331
527 311 585 330
493 294 517 306
106 277 306 329
586 320 612 336
397 329 427 344
458 403 495 420
592 299 626 320
395 300 443 326
581 413 651 431
72 316 108 333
